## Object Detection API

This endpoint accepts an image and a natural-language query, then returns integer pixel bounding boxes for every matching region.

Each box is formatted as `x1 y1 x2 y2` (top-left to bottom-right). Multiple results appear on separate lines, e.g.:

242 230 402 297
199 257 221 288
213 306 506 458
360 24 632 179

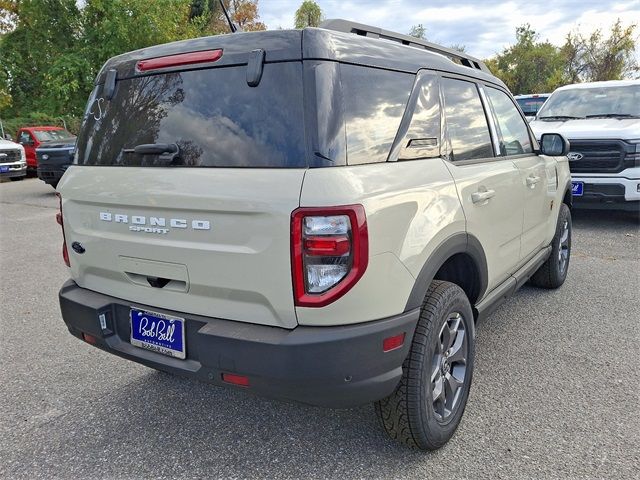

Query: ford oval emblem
567 152 584 161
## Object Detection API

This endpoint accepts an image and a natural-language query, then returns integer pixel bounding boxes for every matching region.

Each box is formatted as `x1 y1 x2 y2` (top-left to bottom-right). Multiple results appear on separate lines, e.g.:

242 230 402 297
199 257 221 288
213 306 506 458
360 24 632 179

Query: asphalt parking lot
1 177 638 479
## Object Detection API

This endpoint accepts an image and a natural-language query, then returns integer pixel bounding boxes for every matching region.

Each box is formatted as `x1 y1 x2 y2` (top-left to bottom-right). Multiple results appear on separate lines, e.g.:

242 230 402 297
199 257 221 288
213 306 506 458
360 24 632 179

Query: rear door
440 76 523 292
58 57 307 329
484 86 554 259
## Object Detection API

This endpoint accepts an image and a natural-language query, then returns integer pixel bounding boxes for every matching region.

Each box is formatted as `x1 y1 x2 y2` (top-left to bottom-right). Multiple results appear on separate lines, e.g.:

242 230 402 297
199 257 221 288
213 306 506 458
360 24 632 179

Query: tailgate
59 40 308 328
58 166 304 328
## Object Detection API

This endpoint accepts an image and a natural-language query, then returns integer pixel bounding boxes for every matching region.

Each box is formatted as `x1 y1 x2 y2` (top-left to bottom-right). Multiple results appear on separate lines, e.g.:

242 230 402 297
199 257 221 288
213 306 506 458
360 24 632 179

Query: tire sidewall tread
375 280 475 450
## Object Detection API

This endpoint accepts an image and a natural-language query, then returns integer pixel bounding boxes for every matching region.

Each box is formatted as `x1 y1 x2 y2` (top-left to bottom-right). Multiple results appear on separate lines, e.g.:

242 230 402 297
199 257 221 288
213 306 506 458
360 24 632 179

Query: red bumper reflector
383 333 405 352
82 333 98 345
136 49 223 72
222 373 250 387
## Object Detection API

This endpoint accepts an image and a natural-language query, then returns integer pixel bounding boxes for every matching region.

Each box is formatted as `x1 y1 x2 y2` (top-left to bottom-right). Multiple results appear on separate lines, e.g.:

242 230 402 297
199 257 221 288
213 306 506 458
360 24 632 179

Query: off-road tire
530 203 571 289
375 280 475 450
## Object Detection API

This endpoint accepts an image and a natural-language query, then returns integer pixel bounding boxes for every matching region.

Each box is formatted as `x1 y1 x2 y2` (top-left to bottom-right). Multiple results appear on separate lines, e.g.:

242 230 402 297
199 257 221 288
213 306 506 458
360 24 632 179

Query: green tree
0 0 268 120
191 0 266 34
0 0 19 33
0 0 82 116
486 25 565 94
408 24 426 40
294 1 322 29
562 20 638 82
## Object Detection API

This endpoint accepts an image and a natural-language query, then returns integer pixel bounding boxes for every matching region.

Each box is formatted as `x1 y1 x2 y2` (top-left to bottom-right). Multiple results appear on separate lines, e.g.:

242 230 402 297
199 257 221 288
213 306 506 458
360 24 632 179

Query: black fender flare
561 178 573 208
404 232 488 311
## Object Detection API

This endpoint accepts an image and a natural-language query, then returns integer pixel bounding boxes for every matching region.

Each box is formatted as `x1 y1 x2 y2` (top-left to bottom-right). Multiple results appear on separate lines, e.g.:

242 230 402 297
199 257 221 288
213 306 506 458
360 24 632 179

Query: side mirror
540 133 570 157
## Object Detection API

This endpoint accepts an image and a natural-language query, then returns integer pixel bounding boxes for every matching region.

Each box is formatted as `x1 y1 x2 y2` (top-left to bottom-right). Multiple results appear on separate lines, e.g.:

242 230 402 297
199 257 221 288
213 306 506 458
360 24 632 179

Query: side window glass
19 132 31 144
441 78 494 162
341 64 413 165
394 72 441 161
486 88 533 156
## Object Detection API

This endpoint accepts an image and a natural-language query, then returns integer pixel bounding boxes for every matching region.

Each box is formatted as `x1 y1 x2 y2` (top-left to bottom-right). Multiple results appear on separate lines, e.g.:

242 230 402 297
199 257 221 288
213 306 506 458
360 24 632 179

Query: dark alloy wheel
375 280 475 450
431 312 469 422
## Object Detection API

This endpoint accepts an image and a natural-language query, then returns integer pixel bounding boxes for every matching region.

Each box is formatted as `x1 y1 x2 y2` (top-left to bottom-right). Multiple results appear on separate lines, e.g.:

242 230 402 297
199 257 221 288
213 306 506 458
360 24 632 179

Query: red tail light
136 49 223 72
291 205 368 307
56 193 70 267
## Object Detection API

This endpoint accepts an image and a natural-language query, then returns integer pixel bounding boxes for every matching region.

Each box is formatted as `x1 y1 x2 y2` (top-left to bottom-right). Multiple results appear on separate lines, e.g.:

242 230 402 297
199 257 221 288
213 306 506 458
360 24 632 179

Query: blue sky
258 0 640 60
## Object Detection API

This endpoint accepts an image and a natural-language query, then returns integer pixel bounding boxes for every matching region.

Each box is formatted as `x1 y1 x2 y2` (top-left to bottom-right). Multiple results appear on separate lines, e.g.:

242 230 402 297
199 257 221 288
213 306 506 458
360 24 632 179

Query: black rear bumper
59 280 419 407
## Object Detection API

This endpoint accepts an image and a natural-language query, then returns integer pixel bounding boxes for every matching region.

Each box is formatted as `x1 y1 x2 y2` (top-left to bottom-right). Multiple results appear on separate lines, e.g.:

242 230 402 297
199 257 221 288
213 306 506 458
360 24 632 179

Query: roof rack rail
319 19 490 74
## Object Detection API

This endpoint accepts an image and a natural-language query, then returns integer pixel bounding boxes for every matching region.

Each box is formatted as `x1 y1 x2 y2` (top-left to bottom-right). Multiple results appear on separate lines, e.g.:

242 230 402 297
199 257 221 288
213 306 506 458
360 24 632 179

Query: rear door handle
471 189 496 204
526 175 541 187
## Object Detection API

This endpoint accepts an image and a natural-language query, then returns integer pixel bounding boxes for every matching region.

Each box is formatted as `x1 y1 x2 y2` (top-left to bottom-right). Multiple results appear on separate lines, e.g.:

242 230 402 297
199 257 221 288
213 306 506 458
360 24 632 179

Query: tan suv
57 20 573 450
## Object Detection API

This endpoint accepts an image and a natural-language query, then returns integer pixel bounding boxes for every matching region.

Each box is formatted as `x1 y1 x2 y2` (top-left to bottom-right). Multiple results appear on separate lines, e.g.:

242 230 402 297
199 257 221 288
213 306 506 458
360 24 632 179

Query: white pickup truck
530 80 640 215
0 138 27 181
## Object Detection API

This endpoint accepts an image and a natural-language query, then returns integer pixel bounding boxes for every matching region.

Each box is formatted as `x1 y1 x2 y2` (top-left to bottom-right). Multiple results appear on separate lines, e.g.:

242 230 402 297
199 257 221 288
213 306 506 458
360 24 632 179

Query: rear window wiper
538 115 585 121
123 143 181 165
584 113 640 119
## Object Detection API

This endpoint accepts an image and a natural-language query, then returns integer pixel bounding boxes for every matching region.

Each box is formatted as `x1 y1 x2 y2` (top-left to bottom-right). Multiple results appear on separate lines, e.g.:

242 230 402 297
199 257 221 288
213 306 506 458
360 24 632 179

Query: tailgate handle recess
146 276 171 289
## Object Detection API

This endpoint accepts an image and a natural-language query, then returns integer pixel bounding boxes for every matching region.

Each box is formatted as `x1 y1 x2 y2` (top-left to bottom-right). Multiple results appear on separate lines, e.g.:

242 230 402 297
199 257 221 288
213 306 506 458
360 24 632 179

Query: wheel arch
405 233 488 313
562 179 573 209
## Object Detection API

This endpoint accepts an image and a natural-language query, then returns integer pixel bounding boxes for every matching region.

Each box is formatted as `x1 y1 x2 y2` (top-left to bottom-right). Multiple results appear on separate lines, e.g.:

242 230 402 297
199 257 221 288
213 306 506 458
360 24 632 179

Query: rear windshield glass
75 62 306 168
516 97 547 115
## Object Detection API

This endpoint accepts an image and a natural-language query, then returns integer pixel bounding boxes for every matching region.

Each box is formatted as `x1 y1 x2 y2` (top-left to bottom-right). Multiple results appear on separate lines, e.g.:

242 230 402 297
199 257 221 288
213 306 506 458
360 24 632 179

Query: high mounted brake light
291 205 368 307
56 193 70 267
136 49 223 72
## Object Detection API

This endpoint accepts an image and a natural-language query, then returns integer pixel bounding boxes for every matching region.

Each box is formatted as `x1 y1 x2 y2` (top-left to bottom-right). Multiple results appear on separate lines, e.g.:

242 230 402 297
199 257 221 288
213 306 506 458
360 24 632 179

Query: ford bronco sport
57 20 573 450
530 80 640 214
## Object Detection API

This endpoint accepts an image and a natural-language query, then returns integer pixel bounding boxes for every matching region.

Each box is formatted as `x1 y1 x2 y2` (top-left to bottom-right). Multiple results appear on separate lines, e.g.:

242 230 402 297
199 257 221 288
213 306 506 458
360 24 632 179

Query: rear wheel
375 280 475 450
530 203 571 289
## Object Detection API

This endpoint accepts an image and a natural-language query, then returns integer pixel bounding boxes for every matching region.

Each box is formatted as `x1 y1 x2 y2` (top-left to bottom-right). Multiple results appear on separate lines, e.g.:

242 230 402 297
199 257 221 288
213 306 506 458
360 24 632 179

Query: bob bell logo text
99 212 210 234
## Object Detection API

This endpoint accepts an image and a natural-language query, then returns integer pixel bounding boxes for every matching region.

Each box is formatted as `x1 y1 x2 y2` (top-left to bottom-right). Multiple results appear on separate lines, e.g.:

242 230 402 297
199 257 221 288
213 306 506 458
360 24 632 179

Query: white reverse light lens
304 215 350 236
306 264 350 293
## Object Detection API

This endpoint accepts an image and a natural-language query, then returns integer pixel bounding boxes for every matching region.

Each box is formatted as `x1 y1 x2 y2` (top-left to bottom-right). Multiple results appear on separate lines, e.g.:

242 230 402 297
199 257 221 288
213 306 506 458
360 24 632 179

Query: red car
16 126 75 172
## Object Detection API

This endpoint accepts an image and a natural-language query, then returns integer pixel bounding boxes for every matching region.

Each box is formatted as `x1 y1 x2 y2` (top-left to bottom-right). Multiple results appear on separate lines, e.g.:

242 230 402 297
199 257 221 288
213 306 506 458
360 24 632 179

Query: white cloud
258 0 640 61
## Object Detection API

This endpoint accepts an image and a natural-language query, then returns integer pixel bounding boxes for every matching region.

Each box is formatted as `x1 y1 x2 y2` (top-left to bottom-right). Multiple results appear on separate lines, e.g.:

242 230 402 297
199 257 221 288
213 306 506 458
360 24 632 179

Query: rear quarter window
75 62 307 168
340 65 413 165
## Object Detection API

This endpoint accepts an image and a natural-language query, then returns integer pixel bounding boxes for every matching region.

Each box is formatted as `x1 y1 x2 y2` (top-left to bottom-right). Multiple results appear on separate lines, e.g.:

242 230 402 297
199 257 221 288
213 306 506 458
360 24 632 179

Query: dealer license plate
130 308 186 359
571 181 584 196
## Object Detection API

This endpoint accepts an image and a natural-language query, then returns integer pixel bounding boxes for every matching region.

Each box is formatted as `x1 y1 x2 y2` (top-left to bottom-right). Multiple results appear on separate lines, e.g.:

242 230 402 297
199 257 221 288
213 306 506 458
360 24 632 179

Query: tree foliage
486 20 638 94
0 0 266 122
562 20 638 83
0 0 19 34
294 1 322 29
408 24 426 40
485 25 566 94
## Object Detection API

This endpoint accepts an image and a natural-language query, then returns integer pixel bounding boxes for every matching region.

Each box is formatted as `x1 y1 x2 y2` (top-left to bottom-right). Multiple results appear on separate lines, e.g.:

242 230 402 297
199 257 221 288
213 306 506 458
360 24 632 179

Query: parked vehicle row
2 125 76 187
